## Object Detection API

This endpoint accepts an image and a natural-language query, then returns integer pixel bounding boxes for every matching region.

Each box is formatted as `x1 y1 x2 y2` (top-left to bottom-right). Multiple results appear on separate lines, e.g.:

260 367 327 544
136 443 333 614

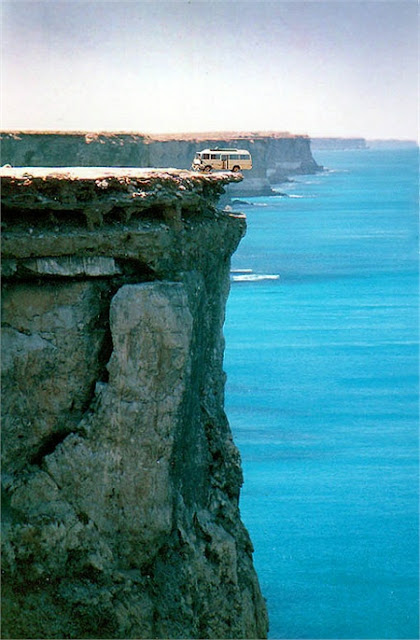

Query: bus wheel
232 165 240 172
204 165 212 173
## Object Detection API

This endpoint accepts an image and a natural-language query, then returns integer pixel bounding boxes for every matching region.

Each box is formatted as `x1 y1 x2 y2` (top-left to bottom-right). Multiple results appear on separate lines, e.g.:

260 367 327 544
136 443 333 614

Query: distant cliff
366 139 418 149
310 137 367 150
1 167 268 639
0 130 322 195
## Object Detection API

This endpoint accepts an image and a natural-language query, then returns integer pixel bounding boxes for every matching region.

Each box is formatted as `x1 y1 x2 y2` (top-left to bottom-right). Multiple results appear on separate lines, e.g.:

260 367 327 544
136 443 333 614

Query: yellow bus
191 148 252 172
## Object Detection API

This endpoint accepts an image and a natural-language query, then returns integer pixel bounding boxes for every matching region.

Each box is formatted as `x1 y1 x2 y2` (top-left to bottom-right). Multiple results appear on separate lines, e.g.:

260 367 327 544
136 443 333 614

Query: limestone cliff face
1 130 321 196
1 168 268 639
265 135 322 183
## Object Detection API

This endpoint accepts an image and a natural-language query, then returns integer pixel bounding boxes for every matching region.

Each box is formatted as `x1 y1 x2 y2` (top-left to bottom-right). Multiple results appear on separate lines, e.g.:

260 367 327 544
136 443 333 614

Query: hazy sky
1 0 418 138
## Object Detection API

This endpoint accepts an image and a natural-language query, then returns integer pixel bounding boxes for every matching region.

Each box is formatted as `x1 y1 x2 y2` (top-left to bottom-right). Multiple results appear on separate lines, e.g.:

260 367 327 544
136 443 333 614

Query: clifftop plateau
1 167 268 639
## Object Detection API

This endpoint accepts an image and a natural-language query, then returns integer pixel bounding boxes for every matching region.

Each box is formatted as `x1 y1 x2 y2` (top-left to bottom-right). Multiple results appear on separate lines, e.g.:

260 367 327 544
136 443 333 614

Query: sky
1 0 418 139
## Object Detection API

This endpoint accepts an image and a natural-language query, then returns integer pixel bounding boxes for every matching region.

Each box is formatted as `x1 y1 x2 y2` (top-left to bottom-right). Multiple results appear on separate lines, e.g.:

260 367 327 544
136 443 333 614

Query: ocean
224 149 419 639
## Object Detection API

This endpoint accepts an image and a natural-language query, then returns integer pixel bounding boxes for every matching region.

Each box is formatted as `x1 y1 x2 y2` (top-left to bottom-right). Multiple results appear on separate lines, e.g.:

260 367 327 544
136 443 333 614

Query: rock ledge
1 167 242 228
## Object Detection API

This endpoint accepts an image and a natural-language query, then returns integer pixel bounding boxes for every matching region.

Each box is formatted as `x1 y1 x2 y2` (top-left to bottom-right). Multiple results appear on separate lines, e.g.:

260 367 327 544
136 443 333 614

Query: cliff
310 137 367 150
0 130 321 196
1 167 269 639
366 139 418 149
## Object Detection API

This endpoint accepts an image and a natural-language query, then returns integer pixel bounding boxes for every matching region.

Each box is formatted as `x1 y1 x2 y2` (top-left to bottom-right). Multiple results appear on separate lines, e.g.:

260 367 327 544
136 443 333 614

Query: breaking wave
231 271 280 282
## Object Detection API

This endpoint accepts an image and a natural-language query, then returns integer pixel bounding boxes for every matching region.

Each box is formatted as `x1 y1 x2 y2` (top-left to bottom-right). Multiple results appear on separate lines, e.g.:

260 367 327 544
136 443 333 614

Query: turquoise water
224 150 419 639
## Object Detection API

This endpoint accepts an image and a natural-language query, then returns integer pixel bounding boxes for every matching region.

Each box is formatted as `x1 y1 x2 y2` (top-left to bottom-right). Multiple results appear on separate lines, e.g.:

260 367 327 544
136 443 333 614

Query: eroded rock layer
1 168 268 639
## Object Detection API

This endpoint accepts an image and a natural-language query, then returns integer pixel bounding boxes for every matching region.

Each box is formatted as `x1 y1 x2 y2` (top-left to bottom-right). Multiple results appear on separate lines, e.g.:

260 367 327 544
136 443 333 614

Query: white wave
231 274 280 282
288 193 318 199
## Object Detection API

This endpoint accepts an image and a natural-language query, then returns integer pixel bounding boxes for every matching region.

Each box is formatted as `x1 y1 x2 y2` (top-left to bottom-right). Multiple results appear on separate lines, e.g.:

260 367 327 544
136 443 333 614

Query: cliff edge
1 167 269 639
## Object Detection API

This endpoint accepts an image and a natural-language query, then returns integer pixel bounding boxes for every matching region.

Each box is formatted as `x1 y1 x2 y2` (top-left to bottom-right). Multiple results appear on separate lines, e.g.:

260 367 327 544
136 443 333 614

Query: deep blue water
224 149 419 639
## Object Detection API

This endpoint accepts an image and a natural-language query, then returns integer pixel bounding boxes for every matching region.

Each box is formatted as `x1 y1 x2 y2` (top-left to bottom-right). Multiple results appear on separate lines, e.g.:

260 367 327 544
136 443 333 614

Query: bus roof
199 148 250 154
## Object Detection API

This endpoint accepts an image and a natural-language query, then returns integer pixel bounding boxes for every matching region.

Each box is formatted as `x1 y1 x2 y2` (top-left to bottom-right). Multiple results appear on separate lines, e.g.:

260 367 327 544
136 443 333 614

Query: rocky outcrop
1 167 268 639
0 130 321 196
